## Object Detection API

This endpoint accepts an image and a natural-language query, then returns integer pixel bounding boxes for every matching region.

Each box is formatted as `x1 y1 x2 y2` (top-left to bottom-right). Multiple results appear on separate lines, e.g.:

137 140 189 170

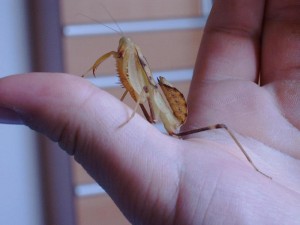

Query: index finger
192 0 266 84
261 0 300 84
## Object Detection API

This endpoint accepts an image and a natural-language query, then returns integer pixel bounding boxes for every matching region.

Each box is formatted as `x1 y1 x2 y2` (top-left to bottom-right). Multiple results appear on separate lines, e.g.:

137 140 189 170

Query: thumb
0 73 181 222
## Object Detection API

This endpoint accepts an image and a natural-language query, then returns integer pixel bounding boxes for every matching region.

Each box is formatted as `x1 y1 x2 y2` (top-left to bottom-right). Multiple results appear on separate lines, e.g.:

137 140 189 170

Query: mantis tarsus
82 36 270 179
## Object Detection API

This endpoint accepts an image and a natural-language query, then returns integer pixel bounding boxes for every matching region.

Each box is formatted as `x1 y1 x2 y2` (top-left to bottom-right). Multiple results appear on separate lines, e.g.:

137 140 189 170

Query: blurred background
0 0 212 224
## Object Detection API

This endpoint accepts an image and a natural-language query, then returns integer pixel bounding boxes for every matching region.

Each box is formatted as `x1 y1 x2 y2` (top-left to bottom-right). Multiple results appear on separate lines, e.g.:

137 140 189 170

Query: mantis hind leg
176 124 271 179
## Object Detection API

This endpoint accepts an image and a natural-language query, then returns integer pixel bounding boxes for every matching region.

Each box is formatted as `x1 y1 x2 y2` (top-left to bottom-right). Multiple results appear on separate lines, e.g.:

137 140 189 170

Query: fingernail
0 108 24 124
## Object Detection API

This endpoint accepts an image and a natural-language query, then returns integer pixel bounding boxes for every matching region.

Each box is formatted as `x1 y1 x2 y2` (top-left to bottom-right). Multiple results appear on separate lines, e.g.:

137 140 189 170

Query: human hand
0 0 299 224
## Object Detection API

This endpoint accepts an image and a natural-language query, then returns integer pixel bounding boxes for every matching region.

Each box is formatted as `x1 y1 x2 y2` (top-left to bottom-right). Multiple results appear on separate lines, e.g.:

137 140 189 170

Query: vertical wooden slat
28 0 76 224
76 194 131 225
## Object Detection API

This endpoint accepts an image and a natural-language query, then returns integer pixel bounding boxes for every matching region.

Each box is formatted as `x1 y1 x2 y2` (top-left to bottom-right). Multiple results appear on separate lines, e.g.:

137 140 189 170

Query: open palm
0 1 299 224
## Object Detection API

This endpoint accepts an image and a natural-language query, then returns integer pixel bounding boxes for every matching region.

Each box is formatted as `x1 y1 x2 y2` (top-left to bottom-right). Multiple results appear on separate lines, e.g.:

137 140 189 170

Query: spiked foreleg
82 51 118 77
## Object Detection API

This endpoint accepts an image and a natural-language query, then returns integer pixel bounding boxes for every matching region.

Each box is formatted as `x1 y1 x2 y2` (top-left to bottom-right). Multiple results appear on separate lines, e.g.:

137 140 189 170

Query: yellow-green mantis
82 36 270 179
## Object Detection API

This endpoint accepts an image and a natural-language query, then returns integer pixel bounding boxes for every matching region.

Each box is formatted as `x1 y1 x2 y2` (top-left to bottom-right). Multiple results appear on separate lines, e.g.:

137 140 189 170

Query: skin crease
0 0 300 224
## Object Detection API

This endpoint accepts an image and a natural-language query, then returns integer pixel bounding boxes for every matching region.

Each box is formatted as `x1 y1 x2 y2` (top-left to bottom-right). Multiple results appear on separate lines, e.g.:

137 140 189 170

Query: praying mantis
82 36 270 179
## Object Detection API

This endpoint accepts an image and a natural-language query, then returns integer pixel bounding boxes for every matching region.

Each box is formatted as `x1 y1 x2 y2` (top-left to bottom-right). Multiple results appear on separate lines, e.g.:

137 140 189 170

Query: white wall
0 1 43 225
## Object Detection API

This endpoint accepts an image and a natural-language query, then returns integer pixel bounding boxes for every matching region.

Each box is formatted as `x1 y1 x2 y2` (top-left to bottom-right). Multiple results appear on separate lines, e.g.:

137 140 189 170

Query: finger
0 108 23 124
184 0 266 130
0 73 181 222
261 0 300 84
192 0 266 84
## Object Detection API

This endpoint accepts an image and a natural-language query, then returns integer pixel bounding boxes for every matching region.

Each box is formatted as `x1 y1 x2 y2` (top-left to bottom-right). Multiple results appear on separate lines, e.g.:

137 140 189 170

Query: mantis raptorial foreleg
82 51 119 77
